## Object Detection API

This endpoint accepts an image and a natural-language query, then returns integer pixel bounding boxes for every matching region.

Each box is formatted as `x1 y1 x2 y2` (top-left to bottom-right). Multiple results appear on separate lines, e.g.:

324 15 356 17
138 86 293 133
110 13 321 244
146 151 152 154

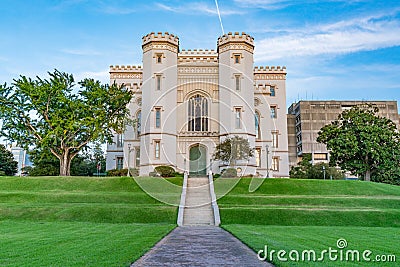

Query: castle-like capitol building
106 32 290 177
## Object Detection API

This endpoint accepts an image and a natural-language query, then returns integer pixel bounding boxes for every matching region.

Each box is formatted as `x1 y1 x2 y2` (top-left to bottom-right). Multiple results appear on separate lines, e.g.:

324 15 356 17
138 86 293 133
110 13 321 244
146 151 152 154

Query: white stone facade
106 32 289 177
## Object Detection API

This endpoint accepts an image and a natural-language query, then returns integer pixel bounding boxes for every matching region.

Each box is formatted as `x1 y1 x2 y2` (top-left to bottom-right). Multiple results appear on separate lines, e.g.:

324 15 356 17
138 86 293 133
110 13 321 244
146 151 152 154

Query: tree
213 135 254 166
0 144 18 176
0 70 133 176
29 145 106 176
290 154 344 180
317 105 400 184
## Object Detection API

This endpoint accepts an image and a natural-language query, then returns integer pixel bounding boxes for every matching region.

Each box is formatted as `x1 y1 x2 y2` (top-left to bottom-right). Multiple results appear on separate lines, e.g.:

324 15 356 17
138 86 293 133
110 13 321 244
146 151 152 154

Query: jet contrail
214 0 225 35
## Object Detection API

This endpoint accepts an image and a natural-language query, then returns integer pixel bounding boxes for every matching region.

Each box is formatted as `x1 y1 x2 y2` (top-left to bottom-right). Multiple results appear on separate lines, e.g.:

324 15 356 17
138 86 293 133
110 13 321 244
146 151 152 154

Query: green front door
189 145 207 176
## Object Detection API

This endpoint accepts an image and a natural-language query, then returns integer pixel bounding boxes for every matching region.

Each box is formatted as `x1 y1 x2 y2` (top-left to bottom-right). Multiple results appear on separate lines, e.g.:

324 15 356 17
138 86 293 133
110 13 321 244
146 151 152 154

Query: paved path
131 226 273 267
183 177 214 225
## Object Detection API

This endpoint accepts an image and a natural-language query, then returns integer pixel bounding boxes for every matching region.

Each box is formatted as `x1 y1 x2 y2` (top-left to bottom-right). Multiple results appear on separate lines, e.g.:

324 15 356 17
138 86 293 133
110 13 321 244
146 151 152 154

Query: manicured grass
0 176 181 223
216 178 400 226
217 178 400 266
223 225 399 266
0 221 174 267
0 176 182 266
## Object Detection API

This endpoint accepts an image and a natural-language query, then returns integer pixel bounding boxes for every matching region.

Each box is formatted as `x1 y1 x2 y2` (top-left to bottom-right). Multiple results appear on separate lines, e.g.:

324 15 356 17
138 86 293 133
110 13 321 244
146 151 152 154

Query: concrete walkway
183 177 214 225
131 226 272 267
131 176 273 266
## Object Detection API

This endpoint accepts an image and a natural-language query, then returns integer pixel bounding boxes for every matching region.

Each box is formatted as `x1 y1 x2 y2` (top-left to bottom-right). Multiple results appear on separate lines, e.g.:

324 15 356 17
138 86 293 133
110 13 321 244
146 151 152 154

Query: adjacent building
106 32 290 177
287 100 399 166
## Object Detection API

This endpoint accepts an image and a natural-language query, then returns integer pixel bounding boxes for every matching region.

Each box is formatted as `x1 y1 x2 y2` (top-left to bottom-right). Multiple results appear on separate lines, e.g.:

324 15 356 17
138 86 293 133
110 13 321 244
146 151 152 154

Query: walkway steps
131 226 272 267
183 177 214 226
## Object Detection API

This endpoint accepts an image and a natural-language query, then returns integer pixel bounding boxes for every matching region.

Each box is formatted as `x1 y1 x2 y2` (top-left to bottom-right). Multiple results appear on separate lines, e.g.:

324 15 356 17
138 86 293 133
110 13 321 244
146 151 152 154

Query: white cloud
155 2 243 16
61 49 101 56
234 0 368 10
254 12 400 61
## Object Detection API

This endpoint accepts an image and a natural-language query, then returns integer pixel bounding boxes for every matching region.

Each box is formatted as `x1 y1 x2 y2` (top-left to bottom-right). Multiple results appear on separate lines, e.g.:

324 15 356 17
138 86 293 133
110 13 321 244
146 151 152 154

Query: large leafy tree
0 70 133 176
213 135 254 166
317 105 400 184
0 144 18 176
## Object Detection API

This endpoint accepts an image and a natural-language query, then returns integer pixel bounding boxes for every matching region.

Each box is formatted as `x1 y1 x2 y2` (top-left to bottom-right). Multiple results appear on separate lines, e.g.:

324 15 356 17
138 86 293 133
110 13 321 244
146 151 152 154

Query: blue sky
1 0 400 109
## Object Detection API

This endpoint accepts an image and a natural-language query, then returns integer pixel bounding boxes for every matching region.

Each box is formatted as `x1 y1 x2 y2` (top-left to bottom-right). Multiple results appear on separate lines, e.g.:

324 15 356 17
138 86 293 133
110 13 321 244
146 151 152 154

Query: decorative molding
110 73 142 79
254 74 286 80
218 43 254 54
178 66 219 74
142 42 178 53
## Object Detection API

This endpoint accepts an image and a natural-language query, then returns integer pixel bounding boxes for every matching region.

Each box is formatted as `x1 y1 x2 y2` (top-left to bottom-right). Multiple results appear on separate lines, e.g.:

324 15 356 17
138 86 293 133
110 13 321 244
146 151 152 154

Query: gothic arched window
255 111 261 139
188 94 209 132
136 110 141 138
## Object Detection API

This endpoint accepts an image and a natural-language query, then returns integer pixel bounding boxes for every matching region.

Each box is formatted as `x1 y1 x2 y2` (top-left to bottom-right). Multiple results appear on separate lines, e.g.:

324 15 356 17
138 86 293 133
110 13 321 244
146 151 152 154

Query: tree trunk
59 151 72 176
365 170 371 182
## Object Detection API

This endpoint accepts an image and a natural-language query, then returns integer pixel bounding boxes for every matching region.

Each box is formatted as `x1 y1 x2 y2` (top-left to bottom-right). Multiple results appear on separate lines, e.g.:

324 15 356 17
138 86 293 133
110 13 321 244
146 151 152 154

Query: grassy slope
216 178 400 226
217 178 400 267
0 176 181 266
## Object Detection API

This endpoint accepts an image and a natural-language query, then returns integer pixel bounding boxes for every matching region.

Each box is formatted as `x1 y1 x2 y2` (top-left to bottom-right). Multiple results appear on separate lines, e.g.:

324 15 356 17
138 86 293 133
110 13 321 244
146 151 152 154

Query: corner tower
217 32 257 175
140 32 179 175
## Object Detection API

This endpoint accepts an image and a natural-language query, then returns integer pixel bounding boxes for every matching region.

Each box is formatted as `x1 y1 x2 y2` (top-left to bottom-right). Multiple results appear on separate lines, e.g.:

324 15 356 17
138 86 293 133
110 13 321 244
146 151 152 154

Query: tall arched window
136 110 141 138
188 94 208 132
255 111 261 139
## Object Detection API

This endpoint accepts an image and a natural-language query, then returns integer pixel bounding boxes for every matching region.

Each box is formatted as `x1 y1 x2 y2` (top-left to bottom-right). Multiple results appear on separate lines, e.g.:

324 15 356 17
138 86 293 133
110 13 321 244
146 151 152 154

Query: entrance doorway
189 145 207 176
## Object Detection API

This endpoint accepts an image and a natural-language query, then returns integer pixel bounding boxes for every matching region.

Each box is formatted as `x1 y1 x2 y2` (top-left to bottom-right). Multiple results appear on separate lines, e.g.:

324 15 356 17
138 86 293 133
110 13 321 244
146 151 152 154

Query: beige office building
106 32 290 177
287 100 399 166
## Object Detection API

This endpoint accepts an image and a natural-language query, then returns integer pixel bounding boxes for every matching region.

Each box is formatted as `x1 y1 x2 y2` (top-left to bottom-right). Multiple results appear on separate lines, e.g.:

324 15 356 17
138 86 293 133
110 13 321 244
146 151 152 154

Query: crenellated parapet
142 32 179 53
217 32 254 54
110 65 143 72
109 65 143 80
178 49 218 64
254 66 287 80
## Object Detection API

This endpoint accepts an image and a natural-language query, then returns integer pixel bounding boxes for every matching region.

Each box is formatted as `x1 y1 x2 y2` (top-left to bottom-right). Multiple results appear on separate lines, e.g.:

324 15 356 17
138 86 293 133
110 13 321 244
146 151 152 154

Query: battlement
254 66 287 74
180 49 217 55
110 65 143 72
142 32 179 47
178 49 218 63
217 32 254 47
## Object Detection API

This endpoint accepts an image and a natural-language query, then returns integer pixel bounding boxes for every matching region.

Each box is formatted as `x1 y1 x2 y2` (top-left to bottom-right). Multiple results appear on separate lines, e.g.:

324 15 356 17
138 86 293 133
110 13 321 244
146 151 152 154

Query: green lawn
0 176 181 266
223 225 398 267
216 178 400 267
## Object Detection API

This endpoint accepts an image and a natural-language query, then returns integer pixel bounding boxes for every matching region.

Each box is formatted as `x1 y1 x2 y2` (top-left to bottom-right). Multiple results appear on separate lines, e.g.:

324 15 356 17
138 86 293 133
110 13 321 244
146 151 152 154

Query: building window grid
116 157 123 170
136 111 141 139
155 141 160 159
234 54 240 64
272 157 279 171
235 108 242 129
135 148 140 167
270 106 277 119
235 75 241 91
156 75 161 91
116 134 123 147
255 112 261 139
255 148 261 167
155 108 161 128
270 86 276 96
272 131 279 148
188 95 209 132
156 54 162 63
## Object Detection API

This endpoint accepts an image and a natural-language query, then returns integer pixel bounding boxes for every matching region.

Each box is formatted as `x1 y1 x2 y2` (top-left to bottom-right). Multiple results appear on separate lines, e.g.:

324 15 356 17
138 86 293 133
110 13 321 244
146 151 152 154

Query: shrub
107 168 128 177
0 170 5 176
149 171 159 177
173 172 184 178
221 168 237 178
154 166 175 177
129 168 139 177
213 173 221 178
